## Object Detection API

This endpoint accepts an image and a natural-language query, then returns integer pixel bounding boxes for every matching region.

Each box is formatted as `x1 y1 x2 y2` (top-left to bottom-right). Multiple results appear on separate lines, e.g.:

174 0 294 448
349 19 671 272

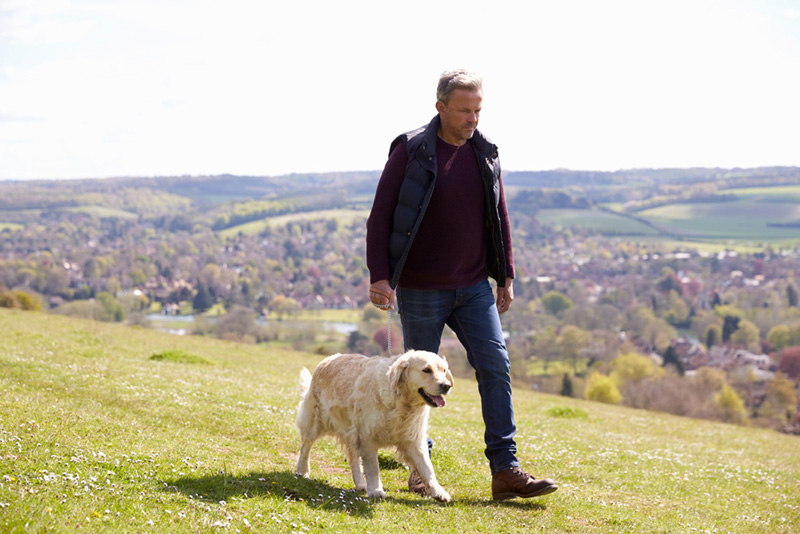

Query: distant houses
672 336 775 379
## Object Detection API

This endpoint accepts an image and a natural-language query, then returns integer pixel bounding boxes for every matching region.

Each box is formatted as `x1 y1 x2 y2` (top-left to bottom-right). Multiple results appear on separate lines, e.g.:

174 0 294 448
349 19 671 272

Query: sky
1 0 800 181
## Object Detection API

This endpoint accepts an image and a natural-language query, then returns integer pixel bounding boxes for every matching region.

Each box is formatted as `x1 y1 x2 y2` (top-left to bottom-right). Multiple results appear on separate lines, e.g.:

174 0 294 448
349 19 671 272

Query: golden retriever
295 350 454 501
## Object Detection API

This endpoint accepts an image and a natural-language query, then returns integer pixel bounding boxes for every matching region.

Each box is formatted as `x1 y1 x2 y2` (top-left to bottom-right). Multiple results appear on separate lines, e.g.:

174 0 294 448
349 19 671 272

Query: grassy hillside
219 209 370 238
535 209 661 236
1 309 798 533
639 200 800 240
531 184 800 244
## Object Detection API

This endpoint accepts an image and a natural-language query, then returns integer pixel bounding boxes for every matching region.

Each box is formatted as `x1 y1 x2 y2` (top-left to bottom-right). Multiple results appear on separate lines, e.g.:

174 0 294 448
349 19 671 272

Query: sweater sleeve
497 174 516 281
366 143 408 284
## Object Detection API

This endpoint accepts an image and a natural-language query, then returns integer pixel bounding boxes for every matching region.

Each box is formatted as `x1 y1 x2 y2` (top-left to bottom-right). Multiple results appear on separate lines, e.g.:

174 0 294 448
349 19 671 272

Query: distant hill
2 166 800 242
503 166 800 188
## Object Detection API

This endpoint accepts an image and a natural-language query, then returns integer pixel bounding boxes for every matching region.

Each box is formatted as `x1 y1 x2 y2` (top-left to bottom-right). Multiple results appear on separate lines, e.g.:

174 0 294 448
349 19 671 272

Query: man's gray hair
436 69 483 104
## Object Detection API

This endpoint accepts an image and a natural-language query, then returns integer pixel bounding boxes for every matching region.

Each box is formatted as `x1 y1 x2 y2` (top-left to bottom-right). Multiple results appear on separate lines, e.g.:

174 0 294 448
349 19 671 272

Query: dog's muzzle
419 384 450 408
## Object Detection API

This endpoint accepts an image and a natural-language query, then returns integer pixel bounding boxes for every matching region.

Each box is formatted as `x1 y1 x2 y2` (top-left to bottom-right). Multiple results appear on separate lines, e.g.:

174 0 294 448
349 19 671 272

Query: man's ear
435 100 446 113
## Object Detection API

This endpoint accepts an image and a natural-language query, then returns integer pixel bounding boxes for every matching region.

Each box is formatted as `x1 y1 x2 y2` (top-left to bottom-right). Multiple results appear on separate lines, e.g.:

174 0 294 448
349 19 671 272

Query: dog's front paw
430 486 451 503
367 488 386 500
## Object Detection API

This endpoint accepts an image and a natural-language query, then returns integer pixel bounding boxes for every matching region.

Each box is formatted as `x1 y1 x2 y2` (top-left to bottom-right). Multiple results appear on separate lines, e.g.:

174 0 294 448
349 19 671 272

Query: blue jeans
397 279 519 474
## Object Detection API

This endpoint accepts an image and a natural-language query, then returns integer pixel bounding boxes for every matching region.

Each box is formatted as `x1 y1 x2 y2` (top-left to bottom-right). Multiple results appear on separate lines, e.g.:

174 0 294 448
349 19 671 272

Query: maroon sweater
366 136 514 290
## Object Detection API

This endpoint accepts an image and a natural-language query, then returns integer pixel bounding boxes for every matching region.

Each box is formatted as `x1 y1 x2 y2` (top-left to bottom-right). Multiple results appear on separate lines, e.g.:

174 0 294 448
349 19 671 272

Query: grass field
60 206 139 219
539 190 800 245
534 209 660 236
1 308 799 533
720 185 800 202
219 209 369 238
639 200 800 240
0 223 24 232
292 308 362 323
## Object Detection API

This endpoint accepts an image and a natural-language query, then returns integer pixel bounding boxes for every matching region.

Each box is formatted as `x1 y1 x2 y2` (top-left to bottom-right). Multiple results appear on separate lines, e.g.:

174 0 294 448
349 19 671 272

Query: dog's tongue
430 395 446 408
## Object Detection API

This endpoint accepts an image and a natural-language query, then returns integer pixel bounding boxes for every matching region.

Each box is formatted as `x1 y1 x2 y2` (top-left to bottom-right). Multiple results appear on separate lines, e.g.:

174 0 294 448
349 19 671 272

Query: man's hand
369 280 395 311
496 280 514 314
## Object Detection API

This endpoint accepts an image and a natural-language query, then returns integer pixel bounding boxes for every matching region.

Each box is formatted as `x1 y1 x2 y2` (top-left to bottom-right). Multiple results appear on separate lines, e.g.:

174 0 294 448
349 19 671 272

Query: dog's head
388 350 454 408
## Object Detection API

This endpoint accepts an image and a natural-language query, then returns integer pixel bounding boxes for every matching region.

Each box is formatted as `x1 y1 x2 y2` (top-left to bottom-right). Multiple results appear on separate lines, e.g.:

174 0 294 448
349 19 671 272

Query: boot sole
492 484 558 501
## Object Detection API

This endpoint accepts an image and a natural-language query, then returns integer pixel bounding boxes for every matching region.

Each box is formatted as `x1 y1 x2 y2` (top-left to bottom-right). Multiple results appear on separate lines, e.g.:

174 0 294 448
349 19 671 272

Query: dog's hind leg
295 396 317 477
295 437 315 478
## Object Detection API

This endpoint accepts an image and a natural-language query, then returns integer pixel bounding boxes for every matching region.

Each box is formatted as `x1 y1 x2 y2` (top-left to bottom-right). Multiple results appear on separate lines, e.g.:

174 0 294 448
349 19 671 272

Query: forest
1 167 799 435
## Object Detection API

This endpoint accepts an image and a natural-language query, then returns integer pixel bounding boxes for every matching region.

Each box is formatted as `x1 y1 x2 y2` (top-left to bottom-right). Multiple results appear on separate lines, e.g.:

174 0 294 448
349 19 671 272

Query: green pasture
651 239 789 255
0 222 24 232
640 200 800 240
219 209 369 238
535 209 660 236
2 308 799 533
60 206 139 219
541 195 800 245
292 308 362 323
720 185 800 202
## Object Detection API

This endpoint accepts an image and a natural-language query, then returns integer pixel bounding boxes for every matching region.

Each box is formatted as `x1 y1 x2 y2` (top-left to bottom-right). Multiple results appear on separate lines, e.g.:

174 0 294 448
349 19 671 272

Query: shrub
0 289 42 311
545 406 587 418
0 290 19 309
759 372 798 423
214 305 258 341
767 325 792 352
55 300 114 322
541 291 573 317
585 372 622 404
611 352 664 384
149 350 210 365
729 319 760 353
777 346 800 381
96 292 125 322
14 290 43 311
715 384 748 425
560 373 574 397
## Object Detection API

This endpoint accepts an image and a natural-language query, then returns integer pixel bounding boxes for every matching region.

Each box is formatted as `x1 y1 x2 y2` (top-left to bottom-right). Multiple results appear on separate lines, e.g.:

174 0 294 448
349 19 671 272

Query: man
365 69 557 501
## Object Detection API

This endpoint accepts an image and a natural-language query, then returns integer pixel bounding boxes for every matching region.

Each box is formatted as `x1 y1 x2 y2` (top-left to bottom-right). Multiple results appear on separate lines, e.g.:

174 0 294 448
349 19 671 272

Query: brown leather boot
408 470 426 496
492 467 558 500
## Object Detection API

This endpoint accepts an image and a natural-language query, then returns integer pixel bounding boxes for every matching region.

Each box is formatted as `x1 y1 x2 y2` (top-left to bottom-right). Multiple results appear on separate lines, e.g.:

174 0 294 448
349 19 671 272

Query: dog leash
386 309 393 356
370 287 394 356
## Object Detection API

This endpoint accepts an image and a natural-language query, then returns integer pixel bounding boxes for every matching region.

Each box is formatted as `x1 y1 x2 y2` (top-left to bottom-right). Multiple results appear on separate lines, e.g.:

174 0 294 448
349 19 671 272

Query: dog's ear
445 367 454 387
388 355 410 391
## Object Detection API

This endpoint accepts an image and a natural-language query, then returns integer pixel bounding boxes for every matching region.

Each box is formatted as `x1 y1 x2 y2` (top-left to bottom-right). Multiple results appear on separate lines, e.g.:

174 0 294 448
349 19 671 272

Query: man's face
436 88 482 146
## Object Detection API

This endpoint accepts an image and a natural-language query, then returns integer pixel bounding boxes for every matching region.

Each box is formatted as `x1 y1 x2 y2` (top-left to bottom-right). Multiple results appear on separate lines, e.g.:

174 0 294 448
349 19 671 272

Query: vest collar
421 114 497 158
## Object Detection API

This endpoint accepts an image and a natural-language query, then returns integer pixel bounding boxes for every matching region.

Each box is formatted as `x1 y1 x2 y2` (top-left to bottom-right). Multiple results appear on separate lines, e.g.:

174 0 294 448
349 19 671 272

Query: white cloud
1 0 800 179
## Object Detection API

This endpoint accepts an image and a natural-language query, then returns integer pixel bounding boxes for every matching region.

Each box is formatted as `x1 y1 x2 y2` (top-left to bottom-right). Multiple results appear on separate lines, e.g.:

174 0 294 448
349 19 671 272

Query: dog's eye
422 368 433 374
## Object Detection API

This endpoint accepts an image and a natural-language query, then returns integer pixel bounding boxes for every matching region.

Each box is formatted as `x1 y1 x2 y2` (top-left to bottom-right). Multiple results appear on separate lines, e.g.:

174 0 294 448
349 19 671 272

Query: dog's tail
298 367 312 398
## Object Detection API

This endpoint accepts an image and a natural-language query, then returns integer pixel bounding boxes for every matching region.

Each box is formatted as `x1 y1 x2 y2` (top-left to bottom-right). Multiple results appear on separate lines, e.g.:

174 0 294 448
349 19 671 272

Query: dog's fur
295 350 454 501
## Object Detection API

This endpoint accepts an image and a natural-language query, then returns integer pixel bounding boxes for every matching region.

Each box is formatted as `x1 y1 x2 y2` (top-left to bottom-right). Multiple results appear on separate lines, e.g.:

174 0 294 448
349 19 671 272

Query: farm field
639 200 800 240
2 308 798 533
61 206 139 219
219 208 369 238
0 223 24 232
720 185 800 202
537 189 800 245
534 209 660 236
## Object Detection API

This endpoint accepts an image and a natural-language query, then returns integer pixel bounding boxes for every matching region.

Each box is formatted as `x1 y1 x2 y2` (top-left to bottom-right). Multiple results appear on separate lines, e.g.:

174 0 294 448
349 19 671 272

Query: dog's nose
440 383 451 393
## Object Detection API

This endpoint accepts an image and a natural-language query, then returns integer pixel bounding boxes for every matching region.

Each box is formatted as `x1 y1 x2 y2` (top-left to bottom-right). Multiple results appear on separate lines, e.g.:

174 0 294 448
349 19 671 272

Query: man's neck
437 130 468 147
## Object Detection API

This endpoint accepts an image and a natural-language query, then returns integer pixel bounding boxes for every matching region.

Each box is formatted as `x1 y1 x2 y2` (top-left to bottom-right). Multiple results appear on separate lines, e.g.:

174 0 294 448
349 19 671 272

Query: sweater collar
423 114 496 157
